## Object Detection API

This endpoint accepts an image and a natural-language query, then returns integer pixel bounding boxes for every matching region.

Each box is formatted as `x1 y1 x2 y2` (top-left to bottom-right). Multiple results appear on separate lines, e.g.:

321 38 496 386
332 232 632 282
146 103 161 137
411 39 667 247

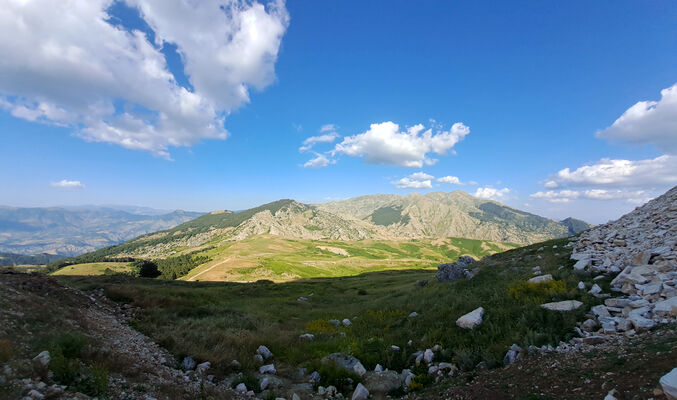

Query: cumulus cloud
392 172 434 189
303 153 334 168
51 179 85 189
437 175 463 185
530 189 649 204
546 155 677 188
333 121 470 168
596 83 677 154
474 187 510 201
0 0 289 158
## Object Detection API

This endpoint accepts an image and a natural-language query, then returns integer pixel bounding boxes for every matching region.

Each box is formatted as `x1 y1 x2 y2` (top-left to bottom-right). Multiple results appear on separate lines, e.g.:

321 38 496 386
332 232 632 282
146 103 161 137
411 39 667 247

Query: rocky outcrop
569 185 677 338
437 256 477 282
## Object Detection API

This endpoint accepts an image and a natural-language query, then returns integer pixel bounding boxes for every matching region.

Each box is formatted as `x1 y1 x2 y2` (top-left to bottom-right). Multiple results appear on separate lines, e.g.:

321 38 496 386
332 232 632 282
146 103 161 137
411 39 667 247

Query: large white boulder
540 300 583 312
660 367 677 400
456 307 485 329
655 296 677 317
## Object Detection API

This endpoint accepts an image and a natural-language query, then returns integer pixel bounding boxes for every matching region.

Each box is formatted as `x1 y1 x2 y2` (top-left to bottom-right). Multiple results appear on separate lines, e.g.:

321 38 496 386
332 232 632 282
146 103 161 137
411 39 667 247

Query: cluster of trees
155 253 211 279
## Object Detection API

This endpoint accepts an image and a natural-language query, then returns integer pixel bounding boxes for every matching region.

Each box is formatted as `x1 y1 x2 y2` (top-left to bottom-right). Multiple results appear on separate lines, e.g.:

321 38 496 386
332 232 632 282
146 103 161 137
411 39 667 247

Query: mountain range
0 206 203 256
52 191 591 262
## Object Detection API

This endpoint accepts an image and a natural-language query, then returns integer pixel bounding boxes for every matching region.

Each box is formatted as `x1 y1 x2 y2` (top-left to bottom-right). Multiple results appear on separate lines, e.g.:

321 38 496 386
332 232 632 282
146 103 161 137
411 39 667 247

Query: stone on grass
259 364 276 374
235 383 247 392
540 300 583 312
528 274 553 284
342 318 352 327
32 351 50 373
322 353 366 377
257 345 273 359
578 281 586 290
363 370 402 394
351 383 370 400
181 356 196 371
309 371 321 382
195 361 210 374
436 256 476 282
424 349 434 363
456 307 485 329
391 345 400 351
299 333 315 340
588 284 602 295
408 312 419 318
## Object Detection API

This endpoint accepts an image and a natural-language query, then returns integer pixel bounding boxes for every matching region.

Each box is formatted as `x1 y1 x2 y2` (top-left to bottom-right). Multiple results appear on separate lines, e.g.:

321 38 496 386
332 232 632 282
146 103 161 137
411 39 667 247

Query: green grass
59 237 602 391
52 262 133 276
178 236 519 282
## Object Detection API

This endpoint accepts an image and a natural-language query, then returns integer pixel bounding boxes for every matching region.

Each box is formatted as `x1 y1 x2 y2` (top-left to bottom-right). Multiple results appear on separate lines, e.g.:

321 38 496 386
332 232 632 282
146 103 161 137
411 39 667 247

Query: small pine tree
132 260 160 278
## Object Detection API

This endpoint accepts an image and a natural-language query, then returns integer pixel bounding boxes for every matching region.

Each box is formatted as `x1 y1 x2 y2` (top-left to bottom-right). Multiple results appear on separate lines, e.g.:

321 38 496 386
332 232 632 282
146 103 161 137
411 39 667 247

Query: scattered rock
456 307 485 329
351 382 370 400
363 370 402 394
528 274 553 284
257 345 273 359
540 300 583 312
299 333 315 340
437 256 477 282
259 364 276 374
408 312 419 318
660 367 677 400
322 353 366 377
342 318 352 327
424 349 434 363
195 361 210 374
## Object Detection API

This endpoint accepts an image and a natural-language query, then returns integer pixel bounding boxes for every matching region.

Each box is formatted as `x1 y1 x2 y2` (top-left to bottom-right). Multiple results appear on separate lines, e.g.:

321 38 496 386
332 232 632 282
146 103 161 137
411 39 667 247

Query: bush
508 280 567 303
0 339 14 362
132 260 161 278
232 372 259 392
46 333 108 396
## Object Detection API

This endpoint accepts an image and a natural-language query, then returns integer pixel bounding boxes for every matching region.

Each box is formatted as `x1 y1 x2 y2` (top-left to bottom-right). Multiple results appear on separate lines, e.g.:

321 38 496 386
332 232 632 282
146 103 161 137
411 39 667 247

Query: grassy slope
51 262 133 276
60 237 605 392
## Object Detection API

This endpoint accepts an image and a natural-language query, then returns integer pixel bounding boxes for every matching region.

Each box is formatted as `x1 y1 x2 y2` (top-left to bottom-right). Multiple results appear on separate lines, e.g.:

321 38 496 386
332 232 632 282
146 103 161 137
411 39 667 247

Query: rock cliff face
569 185 677 335
316 191 587 244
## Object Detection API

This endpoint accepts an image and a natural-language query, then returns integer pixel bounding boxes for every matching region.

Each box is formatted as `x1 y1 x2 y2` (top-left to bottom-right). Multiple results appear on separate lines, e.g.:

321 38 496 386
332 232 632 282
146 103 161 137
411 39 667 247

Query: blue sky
1 0 677 223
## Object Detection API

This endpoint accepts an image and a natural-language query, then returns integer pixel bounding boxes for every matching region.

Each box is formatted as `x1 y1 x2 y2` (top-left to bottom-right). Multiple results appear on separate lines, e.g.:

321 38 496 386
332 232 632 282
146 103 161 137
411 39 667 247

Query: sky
1 0 677 224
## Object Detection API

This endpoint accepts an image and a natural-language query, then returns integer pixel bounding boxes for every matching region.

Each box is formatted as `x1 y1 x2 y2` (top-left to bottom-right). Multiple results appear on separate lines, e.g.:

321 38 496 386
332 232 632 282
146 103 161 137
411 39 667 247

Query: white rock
604 388 619 400
660 367 677 400
235 383 247 392
32 351 50 369
391 345 400 351
257 345 273 359
27 390 44 400
588 284 602 295
456 307 485 329
408 312 419 318
353 361 366 376
528 274 553 284
424 349 434 363
259 364 276 374
342 318 352 327
351 383 369 400
299 333 315 340
374 364 383 372
195 361 210 373
578 281 586 290
540 300 583 312
655 296 677 317
260 377 270 391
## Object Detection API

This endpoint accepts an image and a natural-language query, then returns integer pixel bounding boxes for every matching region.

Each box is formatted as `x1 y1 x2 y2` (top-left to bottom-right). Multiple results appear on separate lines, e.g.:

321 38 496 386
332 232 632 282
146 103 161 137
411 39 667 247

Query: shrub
508 280 567 303
132 260 161 278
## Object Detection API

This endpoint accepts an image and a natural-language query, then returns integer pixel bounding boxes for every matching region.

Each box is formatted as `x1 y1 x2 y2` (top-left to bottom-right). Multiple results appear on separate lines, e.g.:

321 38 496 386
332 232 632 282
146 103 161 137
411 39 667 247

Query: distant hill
560 217 594 235
0 206 203 256
0 251 63 266
315 191 580 244
54 193 590 266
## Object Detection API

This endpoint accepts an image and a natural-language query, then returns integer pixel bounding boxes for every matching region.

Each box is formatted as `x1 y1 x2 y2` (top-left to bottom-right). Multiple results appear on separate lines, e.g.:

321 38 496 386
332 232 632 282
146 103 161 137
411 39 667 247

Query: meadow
59 237 605 395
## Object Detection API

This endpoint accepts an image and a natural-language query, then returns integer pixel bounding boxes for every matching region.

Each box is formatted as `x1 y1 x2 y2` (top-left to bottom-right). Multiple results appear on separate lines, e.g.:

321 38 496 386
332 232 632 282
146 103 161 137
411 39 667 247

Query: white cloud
530 189 649 203
547 155 677 188
0 0 288 158
596 83 677 154
320 124 336 133
303 153 334 168
299 132 340 152
333 121 470 168
544 180 558 189
51 179 85 189
474 187 510 201
437 175 463 185
468 181 478 186
394 178 433 189
392 172 434 189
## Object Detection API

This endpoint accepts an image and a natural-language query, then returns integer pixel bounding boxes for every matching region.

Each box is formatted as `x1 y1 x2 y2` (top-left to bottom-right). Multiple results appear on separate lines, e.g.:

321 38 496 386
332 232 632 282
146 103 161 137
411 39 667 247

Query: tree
132 260 160 278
